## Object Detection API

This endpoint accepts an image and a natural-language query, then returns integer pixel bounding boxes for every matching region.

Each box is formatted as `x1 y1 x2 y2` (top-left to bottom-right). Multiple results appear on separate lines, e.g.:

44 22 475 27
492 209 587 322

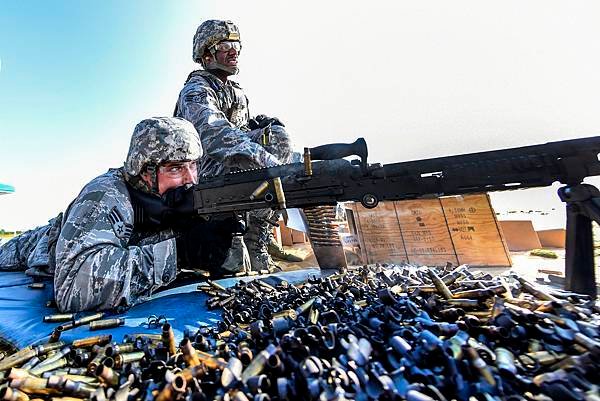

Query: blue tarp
0 268 322 349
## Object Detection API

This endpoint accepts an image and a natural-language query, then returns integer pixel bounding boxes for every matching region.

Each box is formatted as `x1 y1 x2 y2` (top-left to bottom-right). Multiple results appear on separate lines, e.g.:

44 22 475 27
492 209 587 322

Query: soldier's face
142 161 198 195
214 41 240 69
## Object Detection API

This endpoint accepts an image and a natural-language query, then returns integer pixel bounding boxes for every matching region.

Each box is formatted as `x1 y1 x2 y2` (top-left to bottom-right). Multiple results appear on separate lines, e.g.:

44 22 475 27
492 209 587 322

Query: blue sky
1 1 193 158
0 1 208 228
1 1 600 230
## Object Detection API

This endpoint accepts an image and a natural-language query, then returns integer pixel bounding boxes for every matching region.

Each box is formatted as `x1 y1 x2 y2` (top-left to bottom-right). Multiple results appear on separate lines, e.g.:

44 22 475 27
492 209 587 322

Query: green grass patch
530 249 559 259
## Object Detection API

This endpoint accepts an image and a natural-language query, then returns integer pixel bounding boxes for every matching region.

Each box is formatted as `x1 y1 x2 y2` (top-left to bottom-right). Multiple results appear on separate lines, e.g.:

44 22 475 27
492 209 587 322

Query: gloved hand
161 184 195 215
175 215 246 270
128 183 196 230
248 114 285 130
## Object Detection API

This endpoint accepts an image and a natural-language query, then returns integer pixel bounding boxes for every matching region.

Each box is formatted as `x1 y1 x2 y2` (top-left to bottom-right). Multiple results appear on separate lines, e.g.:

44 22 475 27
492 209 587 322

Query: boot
217 235 251 275
244 211 282 272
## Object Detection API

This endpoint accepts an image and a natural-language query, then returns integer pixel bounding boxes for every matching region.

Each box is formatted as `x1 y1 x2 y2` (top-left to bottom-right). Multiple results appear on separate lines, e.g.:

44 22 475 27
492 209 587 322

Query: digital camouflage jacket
174 70 292 176
0 168 178 312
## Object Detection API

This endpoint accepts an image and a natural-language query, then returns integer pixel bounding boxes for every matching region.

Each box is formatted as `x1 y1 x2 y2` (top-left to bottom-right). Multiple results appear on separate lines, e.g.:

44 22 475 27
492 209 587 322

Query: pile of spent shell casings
1 264 599 401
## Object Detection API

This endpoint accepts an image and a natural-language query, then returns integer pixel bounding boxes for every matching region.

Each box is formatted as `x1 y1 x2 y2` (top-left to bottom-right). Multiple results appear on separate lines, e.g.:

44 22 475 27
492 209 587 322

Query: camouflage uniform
175 20 293 271
174 70 292 177
0 215 61 276
0 117 202 312
54 168 179 312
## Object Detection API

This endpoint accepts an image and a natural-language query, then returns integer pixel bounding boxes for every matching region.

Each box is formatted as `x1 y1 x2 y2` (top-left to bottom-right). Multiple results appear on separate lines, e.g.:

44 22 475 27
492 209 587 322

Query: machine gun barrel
193 135 600 214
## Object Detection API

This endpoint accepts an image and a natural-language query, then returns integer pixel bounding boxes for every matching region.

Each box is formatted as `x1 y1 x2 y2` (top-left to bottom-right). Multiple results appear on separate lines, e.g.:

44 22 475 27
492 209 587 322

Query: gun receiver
194 135 600 296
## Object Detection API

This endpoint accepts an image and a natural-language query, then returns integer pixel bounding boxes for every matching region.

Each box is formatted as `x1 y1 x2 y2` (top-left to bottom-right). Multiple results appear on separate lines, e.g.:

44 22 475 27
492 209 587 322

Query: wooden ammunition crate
349 194 511 267
498 220 542 251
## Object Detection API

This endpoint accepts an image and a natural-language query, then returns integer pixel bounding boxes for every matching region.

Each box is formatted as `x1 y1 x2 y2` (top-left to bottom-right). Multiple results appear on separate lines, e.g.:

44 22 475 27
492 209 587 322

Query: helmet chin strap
144 164 161 195
205 60 239 75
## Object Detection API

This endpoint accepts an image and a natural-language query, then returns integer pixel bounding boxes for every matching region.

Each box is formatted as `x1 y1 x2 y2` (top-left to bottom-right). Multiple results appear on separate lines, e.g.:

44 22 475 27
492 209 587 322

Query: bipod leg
559 184 599 298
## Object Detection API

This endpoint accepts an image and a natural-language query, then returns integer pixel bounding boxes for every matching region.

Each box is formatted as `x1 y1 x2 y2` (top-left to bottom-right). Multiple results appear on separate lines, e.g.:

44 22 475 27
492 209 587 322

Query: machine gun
193 136 600 296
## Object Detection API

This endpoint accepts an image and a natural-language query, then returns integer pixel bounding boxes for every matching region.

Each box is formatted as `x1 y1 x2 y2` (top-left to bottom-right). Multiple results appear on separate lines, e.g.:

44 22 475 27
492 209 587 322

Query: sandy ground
278 244 600 296
278 244 565 275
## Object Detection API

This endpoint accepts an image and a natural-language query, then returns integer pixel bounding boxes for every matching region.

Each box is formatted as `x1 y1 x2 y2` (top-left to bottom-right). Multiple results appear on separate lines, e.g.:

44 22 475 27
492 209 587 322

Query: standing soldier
174 20 300 272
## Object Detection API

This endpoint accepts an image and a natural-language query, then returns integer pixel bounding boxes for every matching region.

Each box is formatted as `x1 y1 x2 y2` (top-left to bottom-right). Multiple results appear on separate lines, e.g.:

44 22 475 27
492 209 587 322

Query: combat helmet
124 117 201 193
193 19 241 74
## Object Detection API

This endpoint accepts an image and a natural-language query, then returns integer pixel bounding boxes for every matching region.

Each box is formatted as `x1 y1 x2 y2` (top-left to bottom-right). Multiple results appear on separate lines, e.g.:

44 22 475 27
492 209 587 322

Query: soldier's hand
161 184 195 215
248 114 285 130
175 216 245 270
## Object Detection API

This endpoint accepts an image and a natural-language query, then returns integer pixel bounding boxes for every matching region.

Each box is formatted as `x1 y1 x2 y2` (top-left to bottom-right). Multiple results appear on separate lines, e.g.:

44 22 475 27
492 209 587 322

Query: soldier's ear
140 171 153 187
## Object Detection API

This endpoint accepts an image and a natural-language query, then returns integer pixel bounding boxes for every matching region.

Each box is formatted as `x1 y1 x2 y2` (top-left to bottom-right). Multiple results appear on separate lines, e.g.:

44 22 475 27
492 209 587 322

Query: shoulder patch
187 92 208 104
107 207 133 241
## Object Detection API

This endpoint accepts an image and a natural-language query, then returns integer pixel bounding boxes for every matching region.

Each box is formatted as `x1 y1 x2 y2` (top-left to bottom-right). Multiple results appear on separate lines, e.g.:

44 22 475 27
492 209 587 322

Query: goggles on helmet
213 41 241 52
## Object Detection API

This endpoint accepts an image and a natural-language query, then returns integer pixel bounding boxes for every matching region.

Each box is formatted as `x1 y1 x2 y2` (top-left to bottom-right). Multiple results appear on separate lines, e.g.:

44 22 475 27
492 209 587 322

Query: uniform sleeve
177 80 279 168
53 188 178 312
